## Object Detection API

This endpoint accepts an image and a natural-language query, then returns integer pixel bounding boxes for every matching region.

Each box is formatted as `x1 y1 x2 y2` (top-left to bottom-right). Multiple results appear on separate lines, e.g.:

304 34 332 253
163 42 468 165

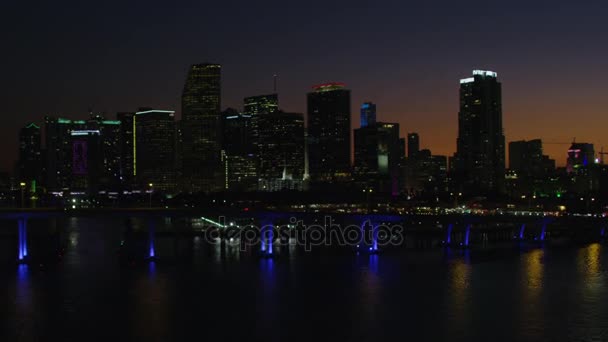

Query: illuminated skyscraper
244 94 279 115
220 109 257 191
257 111 305 190
360 102 376 128
354 122 401 194
181 63 222 193
134 108 176 192
454 70 505 194
307 82 351 182
45 117 87 190
17 123 42 185
117 112 136 185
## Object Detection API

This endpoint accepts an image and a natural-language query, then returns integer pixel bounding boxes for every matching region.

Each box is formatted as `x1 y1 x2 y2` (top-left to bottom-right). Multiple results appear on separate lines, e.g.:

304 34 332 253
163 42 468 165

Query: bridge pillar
147 218 156 260
17 218 28 263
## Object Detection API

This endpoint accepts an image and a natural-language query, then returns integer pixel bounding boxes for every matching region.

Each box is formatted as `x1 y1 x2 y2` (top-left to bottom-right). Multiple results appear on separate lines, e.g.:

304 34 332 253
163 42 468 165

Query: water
1 218 608 341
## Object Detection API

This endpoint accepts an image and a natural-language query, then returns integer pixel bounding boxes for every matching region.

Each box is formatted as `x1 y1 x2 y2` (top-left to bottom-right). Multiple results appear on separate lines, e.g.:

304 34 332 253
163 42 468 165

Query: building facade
307 82 351 182
181 63 223 193
454 70 505 195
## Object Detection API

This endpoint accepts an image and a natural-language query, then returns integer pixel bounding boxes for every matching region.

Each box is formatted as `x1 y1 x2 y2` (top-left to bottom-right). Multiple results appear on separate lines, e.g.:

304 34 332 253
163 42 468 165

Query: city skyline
3 2 608 171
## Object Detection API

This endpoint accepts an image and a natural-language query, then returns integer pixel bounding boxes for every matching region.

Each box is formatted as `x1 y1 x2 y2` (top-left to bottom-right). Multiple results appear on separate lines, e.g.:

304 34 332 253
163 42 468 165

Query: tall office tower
243 93 279 165
134 109 176 192
407 133 419 159
243 94 279 115
96 119 122 189
360 102 376 128
353 122 402 194
181 63 222 193
70 128 102 192
220 108 257 191
257 111 305 191
117 112 136 186
45 117 87 190
454 70 505 194
307 82 351 182
17 123 42 185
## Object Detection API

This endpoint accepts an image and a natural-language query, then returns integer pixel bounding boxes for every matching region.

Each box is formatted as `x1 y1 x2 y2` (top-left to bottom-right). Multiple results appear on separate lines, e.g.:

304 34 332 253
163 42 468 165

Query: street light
148 183 153 208
19 182 26 208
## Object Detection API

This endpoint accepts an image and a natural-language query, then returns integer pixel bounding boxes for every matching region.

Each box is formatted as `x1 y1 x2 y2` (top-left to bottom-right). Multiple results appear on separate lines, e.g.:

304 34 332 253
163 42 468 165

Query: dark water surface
1 218 608 341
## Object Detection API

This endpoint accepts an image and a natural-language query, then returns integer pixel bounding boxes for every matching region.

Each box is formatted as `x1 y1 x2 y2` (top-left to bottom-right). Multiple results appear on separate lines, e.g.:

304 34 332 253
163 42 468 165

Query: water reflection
358 255 381 321
131 263 170 340
520 249 544 339
446 252 471 334
524 249 544 292
577 243 602 296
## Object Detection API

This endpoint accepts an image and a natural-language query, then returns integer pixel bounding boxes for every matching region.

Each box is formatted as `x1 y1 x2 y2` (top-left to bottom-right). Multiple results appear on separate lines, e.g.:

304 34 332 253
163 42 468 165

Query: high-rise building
181 63 222 193
17 123 42 185
95 118 122 189
45 117 87 190
70 128 102 192
360 102 376 128
307 82 351 182
354 122 402 194
407 133 419 159
243 94 279 115
134 109 176 192
509 139 554 178
117 112 136 186
257 111 305 190
454 70 505 194
220 109 257 191
567 143 595 173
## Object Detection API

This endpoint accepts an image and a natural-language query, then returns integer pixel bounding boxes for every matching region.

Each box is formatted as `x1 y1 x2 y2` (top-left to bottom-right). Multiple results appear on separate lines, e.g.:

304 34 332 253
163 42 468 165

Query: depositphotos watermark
201 216 404 251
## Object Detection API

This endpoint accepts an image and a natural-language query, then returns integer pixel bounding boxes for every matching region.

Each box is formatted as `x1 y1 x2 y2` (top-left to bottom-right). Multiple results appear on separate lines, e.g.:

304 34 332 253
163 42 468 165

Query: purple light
519 224 525 240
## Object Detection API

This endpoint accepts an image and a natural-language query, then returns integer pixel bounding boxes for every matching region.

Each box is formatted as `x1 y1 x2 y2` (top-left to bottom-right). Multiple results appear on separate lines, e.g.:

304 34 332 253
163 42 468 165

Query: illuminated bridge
0 208 606 263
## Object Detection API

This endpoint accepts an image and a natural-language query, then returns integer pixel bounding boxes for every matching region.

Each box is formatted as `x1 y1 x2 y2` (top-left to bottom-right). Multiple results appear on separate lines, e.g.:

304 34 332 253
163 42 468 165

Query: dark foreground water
1 218 608 341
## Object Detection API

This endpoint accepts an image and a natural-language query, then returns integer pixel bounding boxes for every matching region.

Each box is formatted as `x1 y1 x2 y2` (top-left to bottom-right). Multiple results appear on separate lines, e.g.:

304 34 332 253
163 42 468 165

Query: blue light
540 224 546 241
464 225 471 247
446 224 453 244
18 219 28 261
519 224 526 240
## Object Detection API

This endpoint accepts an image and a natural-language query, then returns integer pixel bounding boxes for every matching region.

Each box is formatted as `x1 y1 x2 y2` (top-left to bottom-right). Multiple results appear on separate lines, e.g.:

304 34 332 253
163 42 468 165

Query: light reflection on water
3 218 608 341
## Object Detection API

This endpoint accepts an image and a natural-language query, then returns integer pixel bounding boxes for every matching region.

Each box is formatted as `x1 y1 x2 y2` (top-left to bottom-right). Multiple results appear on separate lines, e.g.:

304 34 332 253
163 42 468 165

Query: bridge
1 208 606 263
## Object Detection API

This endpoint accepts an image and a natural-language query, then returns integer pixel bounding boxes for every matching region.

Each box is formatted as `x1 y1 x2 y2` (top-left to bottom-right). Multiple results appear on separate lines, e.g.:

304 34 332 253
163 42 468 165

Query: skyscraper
45 117 87 190
243 94 279 115
17 123 42 185
117 112 136 186
454 70 505 194
354 122 401 194
360 102 376 128
220 108 257 191
181 63 222 193
257 111 305 186
134 109 176 192
407 133 419 159
509 139 554 178
307 82 351 182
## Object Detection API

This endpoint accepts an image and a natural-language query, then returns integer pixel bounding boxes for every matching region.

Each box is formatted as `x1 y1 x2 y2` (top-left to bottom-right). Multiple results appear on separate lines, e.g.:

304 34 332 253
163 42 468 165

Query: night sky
2 0 607 172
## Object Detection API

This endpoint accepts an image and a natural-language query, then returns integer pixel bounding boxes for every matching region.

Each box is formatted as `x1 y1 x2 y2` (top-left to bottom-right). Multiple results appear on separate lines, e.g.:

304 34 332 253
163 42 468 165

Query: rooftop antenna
273 74 278 93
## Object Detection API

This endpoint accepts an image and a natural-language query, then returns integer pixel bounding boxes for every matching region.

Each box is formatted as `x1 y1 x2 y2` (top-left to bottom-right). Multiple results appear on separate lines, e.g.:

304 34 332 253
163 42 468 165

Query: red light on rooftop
312 82 346 91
